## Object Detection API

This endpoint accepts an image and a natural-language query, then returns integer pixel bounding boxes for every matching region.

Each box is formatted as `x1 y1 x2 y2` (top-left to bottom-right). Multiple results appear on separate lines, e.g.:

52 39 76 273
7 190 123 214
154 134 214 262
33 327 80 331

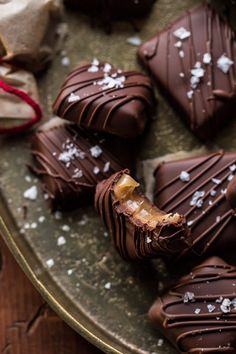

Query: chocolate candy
64 0 155 21
53 61 156 139
95 170 190 260
226 176 236 210
154 151 236 261
138 4 236 141
30 118 134 211
211 0 236 31
149 257 236 353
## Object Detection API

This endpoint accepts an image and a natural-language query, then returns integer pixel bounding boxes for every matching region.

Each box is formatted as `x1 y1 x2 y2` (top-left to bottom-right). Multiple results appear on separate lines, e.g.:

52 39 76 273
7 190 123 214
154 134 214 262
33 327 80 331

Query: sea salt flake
103 161 110 173
127 36 142 46
93 166 100 175
217 54 234 74
190 191 205 208
187 90 194 99
216 216 221 223
68 93 80 103
228 174 234 182
220 298 231 313
180 171 191 182
25 175 32 182
207 304 216 313
38 215 46 223
212 177 222 185
157 339 164 347
221 189 227 195
57 236 66 246
46 259 54 268
203 53 212 64
195 308 201 314
97 74 126 90
23 186 38 201
174 41 182 48
187 220 194 227
173 27 191 40
210 190 217 197
183 291 195 303
230 164 236 172
231 298 236 309
190 75 200 89
62 225 70 232
179 72 185 78
61 56 70 66
103 63 112 73
216 296 223 303
88 58 99 72
67 269 74 275
54 211 62 220
146 236 152 244
31 222 37 229
104 282 111 289
179 50 184 58
59 144 85 163
191 66 205 78
72 169 83 179
90 145 102 158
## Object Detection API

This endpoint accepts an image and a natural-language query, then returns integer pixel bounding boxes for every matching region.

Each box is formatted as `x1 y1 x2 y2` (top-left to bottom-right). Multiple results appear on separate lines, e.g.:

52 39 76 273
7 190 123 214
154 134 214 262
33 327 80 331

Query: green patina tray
1 1 236 353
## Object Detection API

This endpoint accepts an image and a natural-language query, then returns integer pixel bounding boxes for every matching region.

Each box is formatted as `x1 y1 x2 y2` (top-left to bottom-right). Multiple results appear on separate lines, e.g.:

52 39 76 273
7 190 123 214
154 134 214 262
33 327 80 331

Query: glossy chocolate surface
95 170 190 261
53 62 156 139
149 257 236 353
154 151 236 261
30 122 133 211
226 176 236 210
138 4 236 141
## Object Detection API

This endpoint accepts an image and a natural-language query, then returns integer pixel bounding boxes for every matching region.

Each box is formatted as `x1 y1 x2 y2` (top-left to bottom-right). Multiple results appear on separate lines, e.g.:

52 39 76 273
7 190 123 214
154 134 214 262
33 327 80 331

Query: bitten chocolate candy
95 170 190 260
154 151 236 261
30 118 135 211
149 257 236 353
53 61 156 139
64 0 155 21
226 175 236 210
138 4 236 141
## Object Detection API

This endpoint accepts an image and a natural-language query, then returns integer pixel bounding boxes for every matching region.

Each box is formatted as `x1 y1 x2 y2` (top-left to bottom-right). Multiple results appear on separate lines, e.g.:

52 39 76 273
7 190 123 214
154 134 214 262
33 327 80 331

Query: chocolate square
30 119 135 211
149 257 236 353
53 61 156 139
154 151 236 261
138 4 236 141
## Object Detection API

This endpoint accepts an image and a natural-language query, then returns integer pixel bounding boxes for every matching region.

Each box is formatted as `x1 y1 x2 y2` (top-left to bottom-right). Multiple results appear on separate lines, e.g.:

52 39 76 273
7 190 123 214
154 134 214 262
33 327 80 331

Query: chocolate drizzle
154 151 236 261
53 62 156 139
30 122 133 211
149 257 236 353
95 170 190 261
138 4 236 141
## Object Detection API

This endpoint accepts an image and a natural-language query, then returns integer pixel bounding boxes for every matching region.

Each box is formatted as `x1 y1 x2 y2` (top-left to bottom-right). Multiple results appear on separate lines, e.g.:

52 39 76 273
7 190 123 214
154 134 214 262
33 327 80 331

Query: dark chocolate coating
226 176 236 210
64 0 155 20
154 151 236 262
138 4 236 141
149 257 236 353
30 123 134 211
211 0 236 32
95 170 190 261
53 63 156 139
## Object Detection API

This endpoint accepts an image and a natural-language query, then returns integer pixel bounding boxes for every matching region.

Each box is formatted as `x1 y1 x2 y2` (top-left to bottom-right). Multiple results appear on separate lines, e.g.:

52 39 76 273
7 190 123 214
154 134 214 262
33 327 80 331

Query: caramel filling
113 174 181 228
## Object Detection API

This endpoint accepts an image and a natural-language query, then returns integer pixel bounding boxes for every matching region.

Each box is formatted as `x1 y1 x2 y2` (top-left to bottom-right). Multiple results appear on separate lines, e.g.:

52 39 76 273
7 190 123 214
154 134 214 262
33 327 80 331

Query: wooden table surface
0 234 103 354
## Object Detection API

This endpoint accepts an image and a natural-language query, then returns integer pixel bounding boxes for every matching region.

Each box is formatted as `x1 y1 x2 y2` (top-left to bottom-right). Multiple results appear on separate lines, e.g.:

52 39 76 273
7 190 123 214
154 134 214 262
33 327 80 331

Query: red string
0 78 43 134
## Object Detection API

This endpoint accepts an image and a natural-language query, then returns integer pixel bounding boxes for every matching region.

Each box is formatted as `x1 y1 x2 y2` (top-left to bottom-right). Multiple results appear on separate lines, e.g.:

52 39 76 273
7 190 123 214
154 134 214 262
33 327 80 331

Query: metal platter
1 1 236 353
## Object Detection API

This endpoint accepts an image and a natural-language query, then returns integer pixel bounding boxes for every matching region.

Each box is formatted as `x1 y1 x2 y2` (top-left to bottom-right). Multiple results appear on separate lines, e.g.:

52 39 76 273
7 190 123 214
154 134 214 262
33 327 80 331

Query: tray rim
0 195 136 354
